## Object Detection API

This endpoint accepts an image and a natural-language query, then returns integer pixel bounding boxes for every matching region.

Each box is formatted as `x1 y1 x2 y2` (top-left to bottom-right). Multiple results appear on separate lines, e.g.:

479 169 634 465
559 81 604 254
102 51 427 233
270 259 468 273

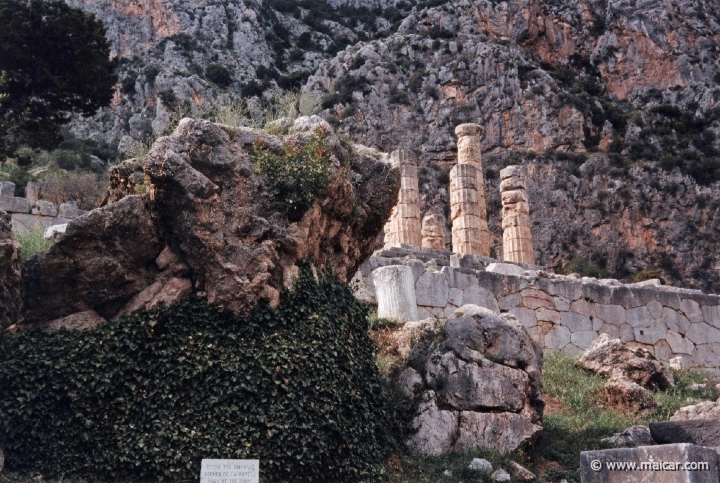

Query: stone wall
353 244 720 376
0 181 87 232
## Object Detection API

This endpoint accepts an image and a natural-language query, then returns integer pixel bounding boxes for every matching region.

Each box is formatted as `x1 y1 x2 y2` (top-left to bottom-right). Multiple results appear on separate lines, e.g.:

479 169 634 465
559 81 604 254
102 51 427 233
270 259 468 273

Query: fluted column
450 124 489 256
421 211 446 250
383 150 422 247
500 165 534 264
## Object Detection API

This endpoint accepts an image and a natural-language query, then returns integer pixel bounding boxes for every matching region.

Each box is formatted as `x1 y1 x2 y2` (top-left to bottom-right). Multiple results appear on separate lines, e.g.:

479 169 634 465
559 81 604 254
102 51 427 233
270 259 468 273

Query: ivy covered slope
0 267 410 481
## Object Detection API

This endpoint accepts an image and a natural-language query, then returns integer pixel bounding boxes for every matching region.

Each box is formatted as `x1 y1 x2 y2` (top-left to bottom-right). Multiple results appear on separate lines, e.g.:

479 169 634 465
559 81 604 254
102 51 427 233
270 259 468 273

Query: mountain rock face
12 119 399 328
62 0 720 291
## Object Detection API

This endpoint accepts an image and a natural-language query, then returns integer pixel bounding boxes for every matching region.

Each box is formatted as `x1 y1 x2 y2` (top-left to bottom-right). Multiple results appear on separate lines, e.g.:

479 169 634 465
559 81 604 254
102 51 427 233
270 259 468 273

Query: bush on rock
0 266 408 481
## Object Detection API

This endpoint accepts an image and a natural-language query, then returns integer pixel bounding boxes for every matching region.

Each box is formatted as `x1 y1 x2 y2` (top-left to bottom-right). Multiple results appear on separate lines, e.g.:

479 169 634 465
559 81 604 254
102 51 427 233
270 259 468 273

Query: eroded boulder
400 305 544 456
0 210 21 329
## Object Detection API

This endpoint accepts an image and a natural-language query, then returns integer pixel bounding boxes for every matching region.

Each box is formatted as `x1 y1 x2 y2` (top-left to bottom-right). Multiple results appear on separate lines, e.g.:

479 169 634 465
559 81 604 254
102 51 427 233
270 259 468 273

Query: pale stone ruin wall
0 181 87 232
450 124 489 256
354 244 720 377
420 211 446 250
382 151 422 247
500 166 534 265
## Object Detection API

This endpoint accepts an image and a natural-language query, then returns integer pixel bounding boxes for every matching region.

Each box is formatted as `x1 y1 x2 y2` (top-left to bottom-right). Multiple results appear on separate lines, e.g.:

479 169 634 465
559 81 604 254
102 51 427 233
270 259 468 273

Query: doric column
373 265 418 323
421 211 446 250
383 150 422 247
450 124 489 256
500 165 534 265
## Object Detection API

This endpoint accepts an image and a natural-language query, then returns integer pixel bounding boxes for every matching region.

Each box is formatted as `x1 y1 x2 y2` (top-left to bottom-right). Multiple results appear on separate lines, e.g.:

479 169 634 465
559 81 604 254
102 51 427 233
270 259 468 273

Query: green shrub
0 267 409 482
252 127 332 220
563 254 608 279
13 227 52 263
205 63 232 87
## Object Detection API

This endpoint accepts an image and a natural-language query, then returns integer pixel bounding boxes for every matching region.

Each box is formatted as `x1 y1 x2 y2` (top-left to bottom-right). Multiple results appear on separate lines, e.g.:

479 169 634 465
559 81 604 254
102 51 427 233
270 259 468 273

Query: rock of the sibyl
500 165 534 265
451 124 489 257
383 150 422 247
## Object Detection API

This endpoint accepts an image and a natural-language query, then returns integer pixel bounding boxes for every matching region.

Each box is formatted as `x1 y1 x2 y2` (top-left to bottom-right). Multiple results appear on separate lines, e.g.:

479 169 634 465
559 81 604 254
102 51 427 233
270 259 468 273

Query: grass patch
13 227 52 263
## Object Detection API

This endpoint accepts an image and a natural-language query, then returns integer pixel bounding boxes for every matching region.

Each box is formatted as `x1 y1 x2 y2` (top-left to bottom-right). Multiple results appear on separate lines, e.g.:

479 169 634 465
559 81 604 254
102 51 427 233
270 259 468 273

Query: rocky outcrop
671 398 720 421
601 425 656 448
142 118 399 313
104 159 145 205
12 119 399 328
0 210 22 329
21 195 164 324
605 377 658 416
397 305 543 456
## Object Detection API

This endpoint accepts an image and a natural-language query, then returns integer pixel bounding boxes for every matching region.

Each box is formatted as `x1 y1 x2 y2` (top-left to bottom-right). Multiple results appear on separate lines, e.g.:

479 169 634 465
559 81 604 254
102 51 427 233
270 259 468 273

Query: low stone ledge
650 419 720 447
0 197 31 214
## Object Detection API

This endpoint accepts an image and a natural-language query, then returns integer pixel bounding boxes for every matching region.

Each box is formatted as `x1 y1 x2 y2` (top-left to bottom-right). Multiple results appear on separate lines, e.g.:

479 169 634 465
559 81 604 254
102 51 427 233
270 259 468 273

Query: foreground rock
398 305 543 456
12 119 400 328
650 419 720 447
601 426 655 448
581 444 719 483
671 398 720 421
0 211 21 330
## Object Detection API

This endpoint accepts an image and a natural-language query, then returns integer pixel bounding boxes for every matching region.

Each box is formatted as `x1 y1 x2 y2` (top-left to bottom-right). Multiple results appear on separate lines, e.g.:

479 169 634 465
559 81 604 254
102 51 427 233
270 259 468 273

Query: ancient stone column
450 124 489 256
373 265 418 323
500 165 535 265
25 182 39 204
383 150 422 247
421 211 446 250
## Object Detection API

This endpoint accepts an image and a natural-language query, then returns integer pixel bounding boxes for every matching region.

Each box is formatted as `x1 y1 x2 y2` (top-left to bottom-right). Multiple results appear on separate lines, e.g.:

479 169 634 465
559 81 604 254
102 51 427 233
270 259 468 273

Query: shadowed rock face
0 211 22 330
14 119 400 327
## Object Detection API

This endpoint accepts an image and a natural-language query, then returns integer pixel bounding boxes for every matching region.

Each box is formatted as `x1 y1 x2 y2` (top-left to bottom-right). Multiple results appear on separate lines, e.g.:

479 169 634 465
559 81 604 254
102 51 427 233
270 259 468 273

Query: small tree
0 0 117 156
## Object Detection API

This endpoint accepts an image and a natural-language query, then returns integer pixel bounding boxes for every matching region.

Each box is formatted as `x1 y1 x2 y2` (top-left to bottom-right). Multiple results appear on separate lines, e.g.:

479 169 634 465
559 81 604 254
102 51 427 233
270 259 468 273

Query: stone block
486 262 524 276
572 330 600 349
441 265 477 290
598 322 620 339
547 280 583 301
25 181 39 203
536 307 560 324
634 320 667 345
650 419 720 447
626 306 653 328
35 200 58 217
509 307 537 328
654 339 673 361
415 270 449 308
0 196 30 213
374 265 419 323
582 283 614 305
545 324 571 349
702 305 720 329
646 301 663 319
554 296 571 311
10 213 55 232
405 259 426 282
498 293 522 311
520 288 555 310
681 298 704 323
686 323 720 345
58 201 80 218
560 311 593 332
0 181 15 197
656 290 683 310
580 444 720 482
692 343 720 367
667 330 695 355
448 287 463 306
618 324 634 342
407 392 458 456
661 307 691 335
571 298 596 317
593 317 604 331
43 223 68 241
454 411 542 455
564 343 584 355
463 285 499 313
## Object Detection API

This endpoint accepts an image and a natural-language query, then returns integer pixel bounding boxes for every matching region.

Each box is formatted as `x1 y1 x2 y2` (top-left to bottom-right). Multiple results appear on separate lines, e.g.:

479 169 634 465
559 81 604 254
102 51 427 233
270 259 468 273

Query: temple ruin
383 150 422 247
500 165 535 265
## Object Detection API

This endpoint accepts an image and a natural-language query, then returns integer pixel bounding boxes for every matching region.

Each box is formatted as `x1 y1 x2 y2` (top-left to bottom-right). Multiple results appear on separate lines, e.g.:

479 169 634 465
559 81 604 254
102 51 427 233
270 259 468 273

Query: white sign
200 459 259 483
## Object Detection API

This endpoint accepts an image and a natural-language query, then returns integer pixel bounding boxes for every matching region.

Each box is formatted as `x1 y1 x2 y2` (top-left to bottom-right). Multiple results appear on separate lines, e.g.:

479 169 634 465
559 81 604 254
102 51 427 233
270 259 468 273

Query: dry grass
39 173 107 211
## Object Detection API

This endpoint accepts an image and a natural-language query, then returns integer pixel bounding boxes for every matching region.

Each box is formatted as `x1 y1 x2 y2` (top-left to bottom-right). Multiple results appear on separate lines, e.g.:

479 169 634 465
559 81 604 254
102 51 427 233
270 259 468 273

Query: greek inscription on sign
200 459 259 483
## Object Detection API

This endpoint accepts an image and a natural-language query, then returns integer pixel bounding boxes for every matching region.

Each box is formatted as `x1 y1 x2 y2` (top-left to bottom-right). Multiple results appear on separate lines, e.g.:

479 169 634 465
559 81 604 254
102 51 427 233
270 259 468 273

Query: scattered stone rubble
0 181 88 233
396 305 544 456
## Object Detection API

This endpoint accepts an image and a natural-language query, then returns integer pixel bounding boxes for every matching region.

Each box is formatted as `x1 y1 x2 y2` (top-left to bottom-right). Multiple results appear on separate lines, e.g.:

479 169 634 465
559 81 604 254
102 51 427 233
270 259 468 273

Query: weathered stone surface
468 458 493 473
650 419 720 447
0 210 22 330
601 425 655 448
545 324 571 349
486 262 524 276
46 310 106 331
577 334 674 390
671 399 720 421
595 304 626 326
34 200 58 217
454 411 542 454
490 469 510 482
25 182 39 204
398 367 424 397
0 181 15 197
114 277 193 320
58 201 81 219
500 166 534 265
605 377 657 416
415 270 449 307
421 211 446 250
383 151 422 247
43 224 67 241
580 444 720 483
0 197 31 214
508 461 536 482
374 265 418 322
407 391 459 456
22 196 164 323
144 119 400 314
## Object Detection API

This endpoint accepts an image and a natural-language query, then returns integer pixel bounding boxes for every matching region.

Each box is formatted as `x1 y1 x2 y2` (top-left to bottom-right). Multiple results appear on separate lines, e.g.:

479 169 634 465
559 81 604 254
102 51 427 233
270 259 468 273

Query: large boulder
143 118 399 314
22 195 164 324
0 210 21 329
578 333 674 390
671 398 720 421
400 305 544 456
